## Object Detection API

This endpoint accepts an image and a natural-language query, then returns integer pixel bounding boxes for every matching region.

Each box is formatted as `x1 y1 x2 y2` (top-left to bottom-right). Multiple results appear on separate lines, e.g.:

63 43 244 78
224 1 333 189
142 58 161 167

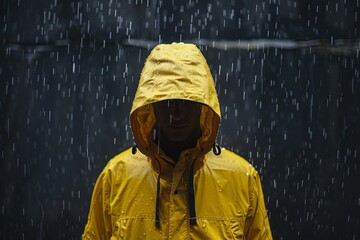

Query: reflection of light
123 38 360 55
3 40 69 62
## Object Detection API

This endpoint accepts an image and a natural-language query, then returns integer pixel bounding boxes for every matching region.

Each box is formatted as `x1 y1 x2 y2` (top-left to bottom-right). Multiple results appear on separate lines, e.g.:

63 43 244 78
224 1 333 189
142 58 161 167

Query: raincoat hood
130 43 221 158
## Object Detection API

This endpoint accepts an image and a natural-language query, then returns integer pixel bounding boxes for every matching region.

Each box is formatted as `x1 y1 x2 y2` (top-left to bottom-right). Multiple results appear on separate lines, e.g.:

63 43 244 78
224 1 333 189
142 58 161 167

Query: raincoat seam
114 216 156 220
196 217 245 221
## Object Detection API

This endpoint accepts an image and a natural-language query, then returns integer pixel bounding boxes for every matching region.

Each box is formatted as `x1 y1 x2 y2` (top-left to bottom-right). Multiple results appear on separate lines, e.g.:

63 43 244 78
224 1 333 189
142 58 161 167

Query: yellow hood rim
130 43 221 158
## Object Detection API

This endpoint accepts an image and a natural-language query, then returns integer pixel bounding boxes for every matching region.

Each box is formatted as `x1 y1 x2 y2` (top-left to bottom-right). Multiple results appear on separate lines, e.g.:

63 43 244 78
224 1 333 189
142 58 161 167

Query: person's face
153 99 202 143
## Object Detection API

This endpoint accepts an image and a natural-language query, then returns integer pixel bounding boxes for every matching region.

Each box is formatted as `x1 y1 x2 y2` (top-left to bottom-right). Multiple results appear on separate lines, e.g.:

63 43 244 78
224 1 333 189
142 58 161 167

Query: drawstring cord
188 160 197 225
155 159 162 228
155 172 161 228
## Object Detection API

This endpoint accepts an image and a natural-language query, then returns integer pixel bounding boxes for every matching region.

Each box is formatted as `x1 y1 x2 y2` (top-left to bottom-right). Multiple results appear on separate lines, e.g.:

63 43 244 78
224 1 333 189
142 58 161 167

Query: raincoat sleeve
82 168 112 240
244 170 273 240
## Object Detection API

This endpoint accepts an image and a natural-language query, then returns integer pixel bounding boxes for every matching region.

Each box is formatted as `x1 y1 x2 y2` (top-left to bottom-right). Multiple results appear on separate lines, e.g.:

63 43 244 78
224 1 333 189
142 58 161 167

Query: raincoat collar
146 135 206 180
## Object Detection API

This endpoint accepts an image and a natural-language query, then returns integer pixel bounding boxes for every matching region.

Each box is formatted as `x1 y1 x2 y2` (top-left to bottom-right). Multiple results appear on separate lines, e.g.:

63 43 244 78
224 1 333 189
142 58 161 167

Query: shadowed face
153 99 202 145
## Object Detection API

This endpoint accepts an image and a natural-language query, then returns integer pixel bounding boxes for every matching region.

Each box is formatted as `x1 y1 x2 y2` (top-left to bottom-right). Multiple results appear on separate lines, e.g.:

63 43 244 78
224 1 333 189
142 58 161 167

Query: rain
0 0 359 239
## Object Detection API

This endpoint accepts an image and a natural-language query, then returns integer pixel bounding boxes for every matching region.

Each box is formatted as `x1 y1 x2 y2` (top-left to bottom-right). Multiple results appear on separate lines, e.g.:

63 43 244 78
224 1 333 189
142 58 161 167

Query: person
82 43 272 239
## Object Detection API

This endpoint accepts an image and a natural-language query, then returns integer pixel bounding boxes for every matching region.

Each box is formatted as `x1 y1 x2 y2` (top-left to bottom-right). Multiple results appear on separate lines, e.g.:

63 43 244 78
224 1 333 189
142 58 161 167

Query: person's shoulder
207 147 257 175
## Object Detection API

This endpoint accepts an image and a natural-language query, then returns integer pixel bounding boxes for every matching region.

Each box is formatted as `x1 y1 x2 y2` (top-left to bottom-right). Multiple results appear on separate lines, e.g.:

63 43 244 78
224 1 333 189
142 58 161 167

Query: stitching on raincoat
196 216 245 221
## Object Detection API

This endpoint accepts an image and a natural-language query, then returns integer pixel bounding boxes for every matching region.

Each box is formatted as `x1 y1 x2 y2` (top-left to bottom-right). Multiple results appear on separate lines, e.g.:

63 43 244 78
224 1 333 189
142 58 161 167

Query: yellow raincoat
83 43 272 239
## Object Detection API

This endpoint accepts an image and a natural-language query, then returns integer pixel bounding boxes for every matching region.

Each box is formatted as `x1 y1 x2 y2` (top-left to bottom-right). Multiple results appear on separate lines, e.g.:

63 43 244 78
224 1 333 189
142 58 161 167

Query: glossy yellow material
83 43 272 239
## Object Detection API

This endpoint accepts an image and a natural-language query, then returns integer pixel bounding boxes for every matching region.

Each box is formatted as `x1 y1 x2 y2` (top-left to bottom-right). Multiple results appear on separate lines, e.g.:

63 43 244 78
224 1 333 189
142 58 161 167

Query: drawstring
155 159 162 228
155 172 161 228
188 160 196 225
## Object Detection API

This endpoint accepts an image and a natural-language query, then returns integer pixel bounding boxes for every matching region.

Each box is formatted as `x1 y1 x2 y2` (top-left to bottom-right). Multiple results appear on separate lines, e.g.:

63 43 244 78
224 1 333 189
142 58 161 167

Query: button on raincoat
83 43 272 239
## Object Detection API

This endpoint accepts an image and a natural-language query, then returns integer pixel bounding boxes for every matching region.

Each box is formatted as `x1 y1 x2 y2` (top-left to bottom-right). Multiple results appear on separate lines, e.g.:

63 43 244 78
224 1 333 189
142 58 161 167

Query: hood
130 43 221 158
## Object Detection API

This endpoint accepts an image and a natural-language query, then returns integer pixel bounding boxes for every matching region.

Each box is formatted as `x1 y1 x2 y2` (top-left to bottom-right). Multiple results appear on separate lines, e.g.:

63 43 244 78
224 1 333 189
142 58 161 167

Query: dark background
1 0 359 239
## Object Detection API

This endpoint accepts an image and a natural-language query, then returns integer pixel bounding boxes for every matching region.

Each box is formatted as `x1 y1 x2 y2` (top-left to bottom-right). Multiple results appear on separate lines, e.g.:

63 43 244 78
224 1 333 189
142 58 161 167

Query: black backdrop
1 1 359 239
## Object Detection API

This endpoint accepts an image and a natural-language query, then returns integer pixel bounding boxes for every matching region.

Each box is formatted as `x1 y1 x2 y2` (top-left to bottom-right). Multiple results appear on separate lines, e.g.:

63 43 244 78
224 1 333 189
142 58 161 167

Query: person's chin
164 131 190 142
166 134 189 142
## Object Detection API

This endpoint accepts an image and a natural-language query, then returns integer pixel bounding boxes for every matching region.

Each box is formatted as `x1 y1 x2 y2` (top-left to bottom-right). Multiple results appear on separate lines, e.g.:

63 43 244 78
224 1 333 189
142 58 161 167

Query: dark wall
1 1 359 239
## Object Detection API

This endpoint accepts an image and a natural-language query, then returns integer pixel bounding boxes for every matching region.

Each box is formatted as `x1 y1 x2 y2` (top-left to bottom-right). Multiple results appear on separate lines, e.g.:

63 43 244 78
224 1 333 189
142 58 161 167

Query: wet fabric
82 43 272 239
